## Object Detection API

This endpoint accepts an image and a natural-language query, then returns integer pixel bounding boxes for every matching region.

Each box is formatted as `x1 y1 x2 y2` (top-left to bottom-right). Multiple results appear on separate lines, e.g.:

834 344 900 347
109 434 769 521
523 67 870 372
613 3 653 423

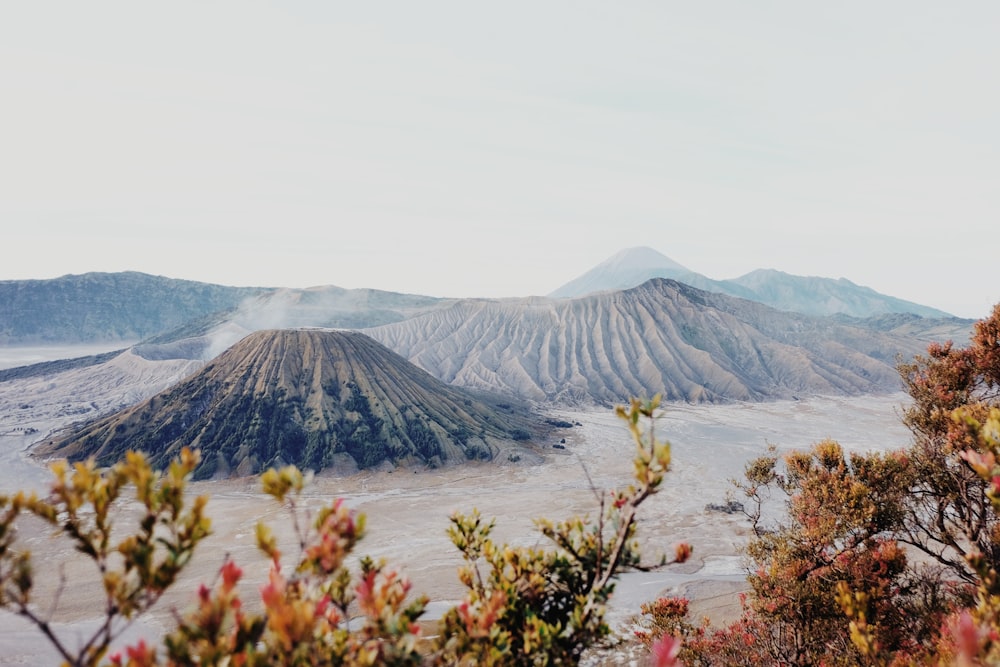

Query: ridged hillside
366 279 928 404
37 330 538 478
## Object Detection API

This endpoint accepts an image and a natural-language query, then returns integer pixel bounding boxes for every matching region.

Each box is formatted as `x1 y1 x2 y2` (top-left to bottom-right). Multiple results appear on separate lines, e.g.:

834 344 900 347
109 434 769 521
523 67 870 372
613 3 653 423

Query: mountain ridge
0 254 957 351
0 272 453 347
549 247 952 318
0 272 268 345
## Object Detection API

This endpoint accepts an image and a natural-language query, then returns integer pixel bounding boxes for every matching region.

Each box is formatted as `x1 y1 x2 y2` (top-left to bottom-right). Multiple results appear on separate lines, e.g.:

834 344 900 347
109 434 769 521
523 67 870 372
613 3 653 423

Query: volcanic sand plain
0 347 912 664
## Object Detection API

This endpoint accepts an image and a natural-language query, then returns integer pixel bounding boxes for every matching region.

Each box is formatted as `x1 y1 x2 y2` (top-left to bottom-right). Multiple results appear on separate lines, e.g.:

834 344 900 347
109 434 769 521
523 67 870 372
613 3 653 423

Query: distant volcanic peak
548 247 695 299
601 246 690 273
38 328 538 479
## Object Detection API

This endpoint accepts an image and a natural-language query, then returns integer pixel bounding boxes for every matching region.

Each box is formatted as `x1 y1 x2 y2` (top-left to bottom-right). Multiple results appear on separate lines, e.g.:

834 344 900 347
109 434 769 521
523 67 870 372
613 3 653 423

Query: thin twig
46 562 67 621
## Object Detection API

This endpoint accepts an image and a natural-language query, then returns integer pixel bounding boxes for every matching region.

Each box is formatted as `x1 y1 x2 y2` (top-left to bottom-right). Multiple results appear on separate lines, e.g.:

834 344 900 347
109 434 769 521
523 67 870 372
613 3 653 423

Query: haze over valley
0 248 981 663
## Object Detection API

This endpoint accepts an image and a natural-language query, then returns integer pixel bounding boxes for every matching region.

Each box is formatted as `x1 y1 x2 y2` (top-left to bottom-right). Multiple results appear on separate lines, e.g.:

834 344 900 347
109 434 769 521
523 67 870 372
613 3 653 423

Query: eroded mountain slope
367 279 925 404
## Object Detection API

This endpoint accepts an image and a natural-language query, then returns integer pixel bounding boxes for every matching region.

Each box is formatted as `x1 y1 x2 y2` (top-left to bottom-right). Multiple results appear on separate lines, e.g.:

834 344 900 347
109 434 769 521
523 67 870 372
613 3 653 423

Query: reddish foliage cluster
631 304 1000 666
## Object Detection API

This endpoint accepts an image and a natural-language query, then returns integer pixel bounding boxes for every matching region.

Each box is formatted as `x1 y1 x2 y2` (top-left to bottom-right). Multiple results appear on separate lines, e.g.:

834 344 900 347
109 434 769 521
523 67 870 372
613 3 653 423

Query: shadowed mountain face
549 247 952 318
36 330 538 479
0 273 453 348
367 279 927 405
0 272 268 344
829 312 975 344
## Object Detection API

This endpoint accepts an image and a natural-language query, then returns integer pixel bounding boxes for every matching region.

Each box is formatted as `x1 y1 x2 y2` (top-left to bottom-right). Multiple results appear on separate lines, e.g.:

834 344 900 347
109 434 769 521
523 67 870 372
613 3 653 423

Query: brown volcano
37 329 539 478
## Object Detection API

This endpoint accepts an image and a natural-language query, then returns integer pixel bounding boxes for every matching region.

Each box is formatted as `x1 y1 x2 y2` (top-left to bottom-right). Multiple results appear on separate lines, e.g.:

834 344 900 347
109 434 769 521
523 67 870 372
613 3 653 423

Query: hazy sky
2 2 997 318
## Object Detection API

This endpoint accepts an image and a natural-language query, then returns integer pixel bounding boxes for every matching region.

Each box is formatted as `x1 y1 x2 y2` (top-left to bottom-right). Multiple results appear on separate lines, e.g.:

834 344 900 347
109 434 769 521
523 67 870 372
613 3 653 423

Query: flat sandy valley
0 346 913 664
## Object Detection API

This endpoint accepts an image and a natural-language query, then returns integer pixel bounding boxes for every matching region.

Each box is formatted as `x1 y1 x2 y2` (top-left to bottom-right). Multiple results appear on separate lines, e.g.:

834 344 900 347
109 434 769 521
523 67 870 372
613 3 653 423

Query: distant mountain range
549 247 953 319
10 277 954 409
0 251 961 348
37 330 539 478
0 273 451 346
6 258 979 478
0 258 974 405
0 272 267 344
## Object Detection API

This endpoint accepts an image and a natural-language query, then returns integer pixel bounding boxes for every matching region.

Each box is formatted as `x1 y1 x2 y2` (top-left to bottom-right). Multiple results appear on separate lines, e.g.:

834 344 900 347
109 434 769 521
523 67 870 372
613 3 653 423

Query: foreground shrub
633 304 1000 666
0 396 688 666
0 449 210 666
